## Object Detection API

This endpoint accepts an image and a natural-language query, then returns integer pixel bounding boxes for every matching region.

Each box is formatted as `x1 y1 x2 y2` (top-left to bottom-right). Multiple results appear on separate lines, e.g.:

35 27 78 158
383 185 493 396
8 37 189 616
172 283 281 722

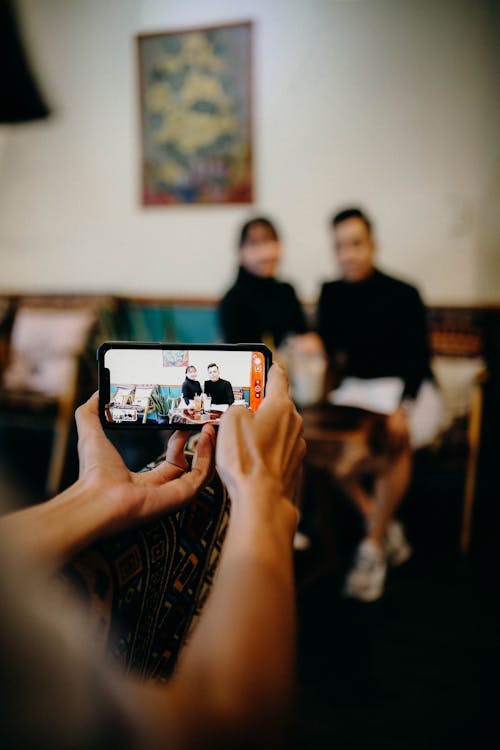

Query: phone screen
98 342 271 429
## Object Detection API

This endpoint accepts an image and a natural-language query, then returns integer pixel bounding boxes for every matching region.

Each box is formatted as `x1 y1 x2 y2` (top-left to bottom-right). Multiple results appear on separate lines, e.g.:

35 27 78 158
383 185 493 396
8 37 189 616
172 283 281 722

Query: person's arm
226 380 235 405
399 286 432 402
0 366 304 750
0 395 215 573
181 381 190 404
386 286 431 449
132 364 304 749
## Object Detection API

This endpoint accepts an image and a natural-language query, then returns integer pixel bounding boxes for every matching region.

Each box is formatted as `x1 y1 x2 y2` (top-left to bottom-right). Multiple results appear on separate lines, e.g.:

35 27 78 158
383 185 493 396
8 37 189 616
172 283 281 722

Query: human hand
289 331 326 356
215 364 305 518
75 393 216 536
386 405 410 451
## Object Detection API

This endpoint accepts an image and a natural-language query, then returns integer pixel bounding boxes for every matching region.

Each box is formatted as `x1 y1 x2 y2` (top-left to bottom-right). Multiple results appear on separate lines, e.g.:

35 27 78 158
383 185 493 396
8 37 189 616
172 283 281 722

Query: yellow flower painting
137 22 253 205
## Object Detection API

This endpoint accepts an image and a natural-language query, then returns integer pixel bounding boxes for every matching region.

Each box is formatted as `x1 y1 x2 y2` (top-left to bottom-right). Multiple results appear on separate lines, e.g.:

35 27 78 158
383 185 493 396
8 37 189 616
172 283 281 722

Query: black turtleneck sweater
218 266 308 347
203 378 235 405
317 269 434 400
181 378 202 405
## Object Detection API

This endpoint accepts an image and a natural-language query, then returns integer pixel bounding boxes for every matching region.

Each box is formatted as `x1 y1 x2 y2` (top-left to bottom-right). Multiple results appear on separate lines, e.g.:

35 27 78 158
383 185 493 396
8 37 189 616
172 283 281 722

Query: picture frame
162 349 189 368
136 20 253 206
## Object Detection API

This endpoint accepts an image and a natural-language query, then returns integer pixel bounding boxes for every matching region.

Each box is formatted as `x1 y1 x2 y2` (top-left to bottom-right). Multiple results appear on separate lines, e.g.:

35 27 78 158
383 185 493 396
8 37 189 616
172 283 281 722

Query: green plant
150 387 169 415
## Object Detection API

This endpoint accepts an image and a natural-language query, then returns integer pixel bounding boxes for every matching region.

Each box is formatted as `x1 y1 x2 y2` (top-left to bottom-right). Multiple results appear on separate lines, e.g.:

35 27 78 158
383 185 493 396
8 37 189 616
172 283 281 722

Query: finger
137 432 189 487
220 403 252 420
215 407 254 488
137 458 188 487
74 391 100 436
128 475 203 521
257 366 297 422
256 398 304 471
262 362 289 400
138 441 217 517
198 422 217 447
138 425 215 489
75 391 123 473
165 431 190 470
217 403 253 451
191 423 216 479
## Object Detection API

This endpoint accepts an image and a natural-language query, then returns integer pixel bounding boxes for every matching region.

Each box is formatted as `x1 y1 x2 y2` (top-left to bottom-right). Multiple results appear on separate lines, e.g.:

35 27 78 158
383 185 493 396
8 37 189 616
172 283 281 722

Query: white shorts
328 376 444 450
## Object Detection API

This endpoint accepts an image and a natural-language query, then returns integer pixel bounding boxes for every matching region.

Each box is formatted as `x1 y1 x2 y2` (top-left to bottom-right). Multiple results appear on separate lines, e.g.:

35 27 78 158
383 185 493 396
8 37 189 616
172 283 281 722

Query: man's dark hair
331 207 372 234
207 363 219 371
239 217 279 247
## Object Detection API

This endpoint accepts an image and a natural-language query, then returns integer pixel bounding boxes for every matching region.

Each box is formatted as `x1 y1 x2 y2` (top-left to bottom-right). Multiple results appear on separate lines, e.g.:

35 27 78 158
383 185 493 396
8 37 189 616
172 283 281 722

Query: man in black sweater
203 363 235 406
317 207 442 602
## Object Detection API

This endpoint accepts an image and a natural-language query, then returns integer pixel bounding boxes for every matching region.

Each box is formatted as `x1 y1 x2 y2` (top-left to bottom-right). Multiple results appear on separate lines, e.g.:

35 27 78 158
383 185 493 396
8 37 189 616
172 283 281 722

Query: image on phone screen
99 344 269 429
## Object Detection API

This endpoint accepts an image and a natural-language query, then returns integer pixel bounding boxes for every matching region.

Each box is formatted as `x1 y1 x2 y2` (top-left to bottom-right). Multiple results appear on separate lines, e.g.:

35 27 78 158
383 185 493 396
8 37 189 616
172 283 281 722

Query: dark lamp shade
0 0 50 123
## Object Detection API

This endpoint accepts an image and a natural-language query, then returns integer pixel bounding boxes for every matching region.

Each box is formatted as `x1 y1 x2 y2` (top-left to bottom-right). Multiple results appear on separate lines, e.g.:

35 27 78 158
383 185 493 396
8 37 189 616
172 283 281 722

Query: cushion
2 307 96 396
431 356 486 432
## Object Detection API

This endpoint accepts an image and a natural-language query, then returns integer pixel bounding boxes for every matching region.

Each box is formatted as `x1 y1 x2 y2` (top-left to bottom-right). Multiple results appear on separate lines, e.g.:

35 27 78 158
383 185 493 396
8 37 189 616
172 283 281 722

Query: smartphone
97 341 272 430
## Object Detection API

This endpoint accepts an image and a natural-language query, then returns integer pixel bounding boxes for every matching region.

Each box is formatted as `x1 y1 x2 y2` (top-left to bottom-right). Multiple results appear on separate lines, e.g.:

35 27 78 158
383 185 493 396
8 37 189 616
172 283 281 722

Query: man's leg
365 444 412 546
343 445 413 602
336 475 375 520
336 444 413 544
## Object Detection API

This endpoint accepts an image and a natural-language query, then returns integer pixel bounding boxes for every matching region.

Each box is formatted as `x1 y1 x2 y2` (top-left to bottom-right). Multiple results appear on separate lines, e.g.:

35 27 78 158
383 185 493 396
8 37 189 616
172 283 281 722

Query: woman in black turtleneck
218 217 308 348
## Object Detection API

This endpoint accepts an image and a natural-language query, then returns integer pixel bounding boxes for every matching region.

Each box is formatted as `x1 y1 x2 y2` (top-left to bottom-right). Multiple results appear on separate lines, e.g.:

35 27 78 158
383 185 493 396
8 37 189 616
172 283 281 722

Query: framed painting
162 349 189 368
136 20 253 206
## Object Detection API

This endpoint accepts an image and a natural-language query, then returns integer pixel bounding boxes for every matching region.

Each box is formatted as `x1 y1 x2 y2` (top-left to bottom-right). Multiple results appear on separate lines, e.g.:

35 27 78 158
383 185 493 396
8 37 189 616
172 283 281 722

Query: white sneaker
384 520 412 567
343 539 387 602
293 530 312 551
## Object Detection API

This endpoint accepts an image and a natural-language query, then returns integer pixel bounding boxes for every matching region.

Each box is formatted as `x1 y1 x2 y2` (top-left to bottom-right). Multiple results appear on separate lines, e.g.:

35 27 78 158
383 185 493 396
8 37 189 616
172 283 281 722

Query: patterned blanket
62 457 230 682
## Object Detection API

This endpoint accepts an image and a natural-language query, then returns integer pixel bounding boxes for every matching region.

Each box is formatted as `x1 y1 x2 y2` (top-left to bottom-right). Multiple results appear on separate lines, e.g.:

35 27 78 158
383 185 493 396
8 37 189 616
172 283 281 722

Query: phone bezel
97 341 272 430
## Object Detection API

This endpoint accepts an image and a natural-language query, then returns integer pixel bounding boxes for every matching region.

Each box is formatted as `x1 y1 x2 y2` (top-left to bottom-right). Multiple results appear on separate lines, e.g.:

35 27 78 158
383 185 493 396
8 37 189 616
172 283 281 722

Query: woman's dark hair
185 365 196 374
331 207 373 234
238 217 279 247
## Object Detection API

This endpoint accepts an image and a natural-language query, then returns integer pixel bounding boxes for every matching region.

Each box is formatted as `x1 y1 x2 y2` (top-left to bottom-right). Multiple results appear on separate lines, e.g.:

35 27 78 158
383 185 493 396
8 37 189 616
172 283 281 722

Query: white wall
0 0 498 304
105 347 253 387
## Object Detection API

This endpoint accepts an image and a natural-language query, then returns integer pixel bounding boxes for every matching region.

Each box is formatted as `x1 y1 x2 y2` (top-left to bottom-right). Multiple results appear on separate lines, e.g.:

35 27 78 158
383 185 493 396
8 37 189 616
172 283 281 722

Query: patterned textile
62 456 230 682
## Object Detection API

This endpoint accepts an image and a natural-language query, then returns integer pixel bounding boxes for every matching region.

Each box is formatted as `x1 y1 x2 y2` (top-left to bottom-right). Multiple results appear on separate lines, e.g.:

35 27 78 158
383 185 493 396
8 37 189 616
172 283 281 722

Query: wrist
56 478 113 548
1 479 112 573
400 398 414 416
223 474 298 540
221 472 285 514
